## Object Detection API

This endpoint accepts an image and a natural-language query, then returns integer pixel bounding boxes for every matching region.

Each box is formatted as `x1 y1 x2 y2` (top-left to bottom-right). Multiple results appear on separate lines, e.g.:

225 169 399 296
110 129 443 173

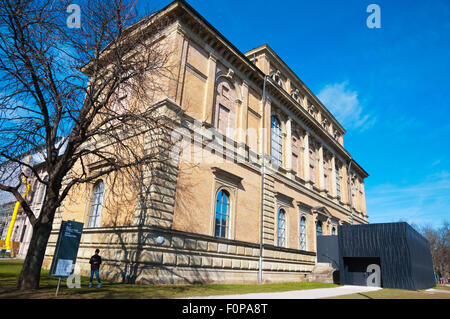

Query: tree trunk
17 220 53 290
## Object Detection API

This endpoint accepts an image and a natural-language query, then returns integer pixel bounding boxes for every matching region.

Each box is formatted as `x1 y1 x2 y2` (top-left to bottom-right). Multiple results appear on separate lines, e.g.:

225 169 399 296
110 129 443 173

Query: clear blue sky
151 0 450 227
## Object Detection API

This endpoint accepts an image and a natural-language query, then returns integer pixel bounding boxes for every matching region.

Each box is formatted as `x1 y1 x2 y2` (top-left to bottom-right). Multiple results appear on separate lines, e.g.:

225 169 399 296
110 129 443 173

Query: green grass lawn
0 259 338 299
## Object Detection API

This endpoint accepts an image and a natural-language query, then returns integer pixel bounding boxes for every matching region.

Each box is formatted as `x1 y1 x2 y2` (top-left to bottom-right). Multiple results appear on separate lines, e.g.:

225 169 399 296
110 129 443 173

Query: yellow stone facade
43 0 369 284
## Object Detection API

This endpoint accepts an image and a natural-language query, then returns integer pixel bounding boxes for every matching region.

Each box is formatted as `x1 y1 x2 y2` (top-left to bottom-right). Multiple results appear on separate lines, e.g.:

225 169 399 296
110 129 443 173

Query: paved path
426 288 450 294
185 285 382 299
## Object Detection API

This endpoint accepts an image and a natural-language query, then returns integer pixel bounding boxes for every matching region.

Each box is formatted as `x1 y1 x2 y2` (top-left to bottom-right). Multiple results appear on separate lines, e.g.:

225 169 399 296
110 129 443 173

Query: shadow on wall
103 161 213 285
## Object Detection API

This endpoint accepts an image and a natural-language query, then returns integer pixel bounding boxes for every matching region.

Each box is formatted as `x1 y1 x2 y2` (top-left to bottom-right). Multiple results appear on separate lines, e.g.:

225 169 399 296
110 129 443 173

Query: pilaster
202 53 217 126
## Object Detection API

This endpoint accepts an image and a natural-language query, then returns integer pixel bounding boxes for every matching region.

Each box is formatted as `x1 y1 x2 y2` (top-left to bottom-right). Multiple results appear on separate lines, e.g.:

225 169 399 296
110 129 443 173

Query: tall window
215 78 236 137
335 162 341 199
316 221 323 237
215 189 230 238
351 176 357 208
332 226 337 236
299 216 307 250
88 180 104 228
292 132 302 176
277 209 286 247
271 116 282 166
323 156 330 192
37 176 48 204
309 140 317 185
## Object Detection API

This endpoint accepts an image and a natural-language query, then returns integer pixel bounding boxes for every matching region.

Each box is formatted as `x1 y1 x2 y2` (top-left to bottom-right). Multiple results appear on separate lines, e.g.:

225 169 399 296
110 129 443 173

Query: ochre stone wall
43 3 369 285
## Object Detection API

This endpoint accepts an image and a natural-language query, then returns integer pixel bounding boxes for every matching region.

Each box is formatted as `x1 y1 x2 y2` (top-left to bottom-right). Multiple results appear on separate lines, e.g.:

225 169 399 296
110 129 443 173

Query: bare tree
0 0 177 290
419 221 449 280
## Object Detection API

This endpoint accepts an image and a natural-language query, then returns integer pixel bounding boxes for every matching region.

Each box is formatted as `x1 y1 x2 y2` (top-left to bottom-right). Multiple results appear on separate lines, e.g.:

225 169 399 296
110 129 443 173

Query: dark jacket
89 254 102 270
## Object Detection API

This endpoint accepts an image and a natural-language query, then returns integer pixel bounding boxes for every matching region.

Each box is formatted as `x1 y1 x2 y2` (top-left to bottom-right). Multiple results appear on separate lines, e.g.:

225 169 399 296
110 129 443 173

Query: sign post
49 220 84 296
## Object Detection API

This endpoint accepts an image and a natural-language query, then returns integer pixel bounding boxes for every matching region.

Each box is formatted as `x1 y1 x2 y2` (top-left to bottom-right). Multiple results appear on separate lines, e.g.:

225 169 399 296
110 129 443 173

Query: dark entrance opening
343 257 382 287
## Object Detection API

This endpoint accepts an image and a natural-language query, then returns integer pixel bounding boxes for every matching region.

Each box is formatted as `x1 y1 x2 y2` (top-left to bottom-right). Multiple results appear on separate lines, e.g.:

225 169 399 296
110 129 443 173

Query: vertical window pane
300 216 306 250
277 209 286 247
215 190 229 238
316 221 323 237
88 181 104 228
271 116 282 166
336 163 341 199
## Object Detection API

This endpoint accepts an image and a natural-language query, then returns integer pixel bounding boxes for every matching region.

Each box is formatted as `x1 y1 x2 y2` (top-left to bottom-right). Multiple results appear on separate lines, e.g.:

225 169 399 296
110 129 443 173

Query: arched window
299 216 307 250
277 208 286 247
316 220 323 237
88 180 104 228
271 116 282 166
215 189 230 238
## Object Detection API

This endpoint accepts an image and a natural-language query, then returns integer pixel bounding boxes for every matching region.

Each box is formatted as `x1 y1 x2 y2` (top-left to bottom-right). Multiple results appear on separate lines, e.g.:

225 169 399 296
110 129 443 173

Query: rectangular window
309 148 316 185
336 163 341 199
324 161 329 192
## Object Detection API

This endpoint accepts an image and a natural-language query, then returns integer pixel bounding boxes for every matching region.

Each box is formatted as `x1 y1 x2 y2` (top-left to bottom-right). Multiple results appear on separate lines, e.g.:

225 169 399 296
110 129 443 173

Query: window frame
271 115 282 167
214 189 230 239
277 208 287 247
316 220 323 237
299 215 307 250
87 180 105 228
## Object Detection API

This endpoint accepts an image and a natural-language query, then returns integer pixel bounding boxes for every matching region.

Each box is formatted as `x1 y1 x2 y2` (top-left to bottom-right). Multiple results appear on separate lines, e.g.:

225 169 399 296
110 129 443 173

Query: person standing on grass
89 249 102 288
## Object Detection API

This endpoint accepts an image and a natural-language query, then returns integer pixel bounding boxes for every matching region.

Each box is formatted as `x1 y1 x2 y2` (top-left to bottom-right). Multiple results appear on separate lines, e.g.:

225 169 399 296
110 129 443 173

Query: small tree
0 0 176 290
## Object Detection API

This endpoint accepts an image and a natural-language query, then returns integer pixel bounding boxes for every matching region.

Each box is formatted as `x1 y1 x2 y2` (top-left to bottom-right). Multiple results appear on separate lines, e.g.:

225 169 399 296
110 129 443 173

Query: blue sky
151 0 450 227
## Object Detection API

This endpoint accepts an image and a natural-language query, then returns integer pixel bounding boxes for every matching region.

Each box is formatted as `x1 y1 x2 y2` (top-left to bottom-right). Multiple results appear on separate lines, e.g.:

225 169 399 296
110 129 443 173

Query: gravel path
185 285 382 299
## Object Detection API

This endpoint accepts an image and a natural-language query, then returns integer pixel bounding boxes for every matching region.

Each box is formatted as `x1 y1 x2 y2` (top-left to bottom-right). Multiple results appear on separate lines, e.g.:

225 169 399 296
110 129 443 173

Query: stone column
175 31 189 105
202 53 217 126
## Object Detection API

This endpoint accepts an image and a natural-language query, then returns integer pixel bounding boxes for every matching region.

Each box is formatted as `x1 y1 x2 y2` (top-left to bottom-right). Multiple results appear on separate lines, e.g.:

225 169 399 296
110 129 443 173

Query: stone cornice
156 1 369 178
211 166 244 186
245 44 346 134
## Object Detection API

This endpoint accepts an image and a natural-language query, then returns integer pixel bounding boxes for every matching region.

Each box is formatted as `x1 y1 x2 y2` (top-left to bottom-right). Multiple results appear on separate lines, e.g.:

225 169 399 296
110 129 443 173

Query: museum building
43 0 370 284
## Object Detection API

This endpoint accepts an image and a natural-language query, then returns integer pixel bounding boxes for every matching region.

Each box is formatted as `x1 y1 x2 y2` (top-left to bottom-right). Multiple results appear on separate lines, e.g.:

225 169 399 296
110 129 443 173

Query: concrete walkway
186 285 382 299
426 288 450 294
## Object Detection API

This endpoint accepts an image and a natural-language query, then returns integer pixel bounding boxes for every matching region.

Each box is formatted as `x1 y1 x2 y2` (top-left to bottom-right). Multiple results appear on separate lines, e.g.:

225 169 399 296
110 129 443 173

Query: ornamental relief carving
270 69 283 88
308 104 318 119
